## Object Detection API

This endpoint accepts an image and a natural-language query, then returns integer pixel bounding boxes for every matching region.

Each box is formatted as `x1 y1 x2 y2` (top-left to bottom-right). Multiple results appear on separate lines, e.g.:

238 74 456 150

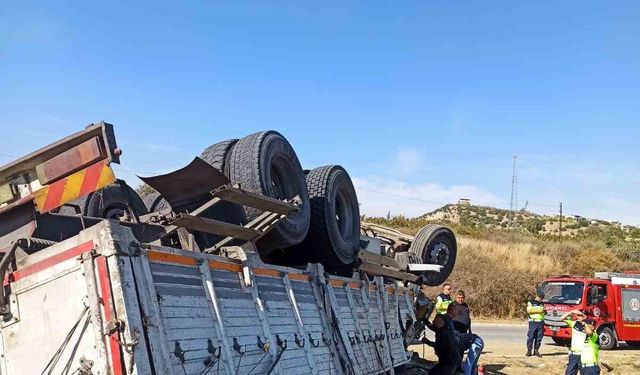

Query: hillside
365 203 640 318
421 203 640 239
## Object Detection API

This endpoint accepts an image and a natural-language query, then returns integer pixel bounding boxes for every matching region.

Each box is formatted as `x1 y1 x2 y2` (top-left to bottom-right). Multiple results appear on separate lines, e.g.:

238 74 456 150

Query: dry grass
422 232 640 319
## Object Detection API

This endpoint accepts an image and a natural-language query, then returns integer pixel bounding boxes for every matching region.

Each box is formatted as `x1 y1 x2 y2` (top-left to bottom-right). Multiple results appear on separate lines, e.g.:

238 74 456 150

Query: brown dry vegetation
366 215 640 319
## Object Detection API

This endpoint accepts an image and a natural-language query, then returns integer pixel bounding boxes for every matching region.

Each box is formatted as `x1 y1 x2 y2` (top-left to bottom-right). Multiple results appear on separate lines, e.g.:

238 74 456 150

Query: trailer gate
0 221 414 375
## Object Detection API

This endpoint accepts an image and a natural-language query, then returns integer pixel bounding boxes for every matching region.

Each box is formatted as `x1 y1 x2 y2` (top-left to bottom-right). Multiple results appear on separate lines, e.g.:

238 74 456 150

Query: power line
508 155 517 228
356 187 456 206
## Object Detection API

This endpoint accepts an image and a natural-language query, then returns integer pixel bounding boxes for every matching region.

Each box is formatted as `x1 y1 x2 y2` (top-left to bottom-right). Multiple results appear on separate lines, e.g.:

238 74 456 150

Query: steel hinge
105 319 124 335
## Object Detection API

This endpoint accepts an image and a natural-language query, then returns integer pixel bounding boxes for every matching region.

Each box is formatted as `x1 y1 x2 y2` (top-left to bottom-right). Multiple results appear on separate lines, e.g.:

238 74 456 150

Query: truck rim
429 241 450 266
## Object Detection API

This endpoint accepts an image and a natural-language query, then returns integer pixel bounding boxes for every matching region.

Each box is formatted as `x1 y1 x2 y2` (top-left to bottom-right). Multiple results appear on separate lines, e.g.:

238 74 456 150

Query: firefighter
526 289 545 357
580 319 600 375
435 283 453 315
559 309 587 375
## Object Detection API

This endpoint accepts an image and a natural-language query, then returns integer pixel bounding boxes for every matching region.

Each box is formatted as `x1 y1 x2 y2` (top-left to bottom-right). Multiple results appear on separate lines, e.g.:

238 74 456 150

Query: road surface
412 322 640 374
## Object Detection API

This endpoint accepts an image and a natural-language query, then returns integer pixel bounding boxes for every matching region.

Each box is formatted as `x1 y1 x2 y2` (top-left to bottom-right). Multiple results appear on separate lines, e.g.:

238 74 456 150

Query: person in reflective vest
559 309 587 375
526 289 545 357
580 319 600 375
436 283 453 315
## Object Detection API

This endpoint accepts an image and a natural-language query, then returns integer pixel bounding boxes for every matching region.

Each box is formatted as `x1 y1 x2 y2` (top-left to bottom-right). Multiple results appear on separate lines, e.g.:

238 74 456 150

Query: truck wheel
228 130 310 252
85 182 148 220
408 224 457 286
200 139 238 176
143 192 172 213
552 337 570 346
626 341 640 348
295 166 360 270
598 326 617 350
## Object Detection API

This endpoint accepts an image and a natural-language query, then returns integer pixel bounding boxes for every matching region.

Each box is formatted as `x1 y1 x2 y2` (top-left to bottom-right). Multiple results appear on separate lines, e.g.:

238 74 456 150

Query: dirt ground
408 322 640 374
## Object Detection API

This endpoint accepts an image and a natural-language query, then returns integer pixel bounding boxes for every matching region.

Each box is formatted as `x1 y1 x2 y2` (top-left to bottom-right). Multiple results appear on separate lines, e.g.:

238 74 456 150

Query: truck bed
0 220 417 374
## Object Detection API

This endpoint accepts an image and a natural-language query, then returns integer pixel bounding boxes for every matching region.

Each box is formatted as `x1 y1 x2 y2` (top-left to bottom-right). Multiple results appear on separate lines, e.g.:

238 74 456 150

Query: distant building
458 198 471 206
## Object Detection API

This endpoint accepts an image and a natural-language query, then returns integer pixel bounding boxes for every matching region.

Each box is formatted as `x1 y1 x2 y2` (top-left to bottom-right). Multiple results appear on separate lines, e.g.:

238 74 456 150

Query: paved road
471 323 530 345
421 322 535 345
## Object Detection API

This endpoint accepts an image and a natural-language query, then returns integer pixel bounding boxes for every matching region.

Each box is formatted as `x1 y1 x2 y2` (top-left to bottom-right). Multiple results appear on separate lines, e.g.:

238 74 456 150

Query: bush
423 248 538 319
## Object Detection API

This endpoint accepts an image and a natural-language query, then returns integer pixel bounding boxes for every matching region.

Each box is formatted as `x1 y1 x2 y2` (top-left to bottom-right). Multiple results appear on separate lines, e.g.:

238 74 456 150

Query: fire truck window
541 281 584 305
596 285 607 300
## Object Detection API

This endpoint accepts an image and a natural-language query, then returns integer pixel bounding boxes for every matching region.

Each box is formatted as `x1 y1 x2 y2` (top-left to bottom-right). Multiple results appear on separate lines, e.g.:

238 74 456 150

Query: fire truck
542 272 640 350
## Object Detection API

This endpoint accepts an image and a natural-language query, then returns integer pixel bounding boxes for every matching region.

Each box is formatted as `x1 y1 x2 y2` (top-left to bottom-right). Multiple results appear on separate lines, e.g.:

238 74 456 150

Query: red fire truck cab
541 272 640 350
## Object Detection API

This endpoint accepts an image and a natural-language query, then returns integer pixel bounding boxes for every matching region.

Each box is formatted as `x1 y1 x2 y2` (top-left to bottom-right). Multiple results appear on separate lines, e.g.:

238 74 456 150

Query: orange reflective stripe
33 160 115 213
330 280 345 288
288 273 311 282
147 251 197 266
349 281 360 289
209 260 242 272
253 268 281 278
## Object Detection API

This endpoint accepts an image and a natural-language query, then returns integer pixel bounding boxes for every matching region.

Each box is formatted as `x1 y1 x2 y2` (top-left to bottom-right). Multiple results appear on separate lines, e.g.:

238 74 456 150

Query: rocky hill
420 203 640 240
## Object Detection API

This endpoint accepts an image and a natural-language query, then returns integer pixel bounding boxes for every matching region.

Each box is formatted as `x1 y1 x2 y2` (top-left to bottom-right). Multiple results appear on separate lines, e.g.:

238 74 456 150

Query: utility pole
559 202 563 239
509 155 517 228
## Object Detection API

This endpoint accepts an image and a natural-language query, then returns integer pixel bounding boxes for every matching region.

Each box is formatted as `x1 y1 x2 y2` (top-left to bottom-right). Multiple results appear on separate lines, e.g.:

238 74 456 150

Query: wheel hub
429 241 450 266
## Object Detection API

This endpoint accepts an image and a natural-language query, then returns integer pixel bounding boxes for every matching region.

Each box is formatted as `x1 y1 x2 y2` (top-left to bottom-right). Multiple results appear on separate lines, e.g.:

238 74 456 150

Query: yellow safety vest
526 301 544 322
581 332 600 365
435 294 452 315
565 320 587 353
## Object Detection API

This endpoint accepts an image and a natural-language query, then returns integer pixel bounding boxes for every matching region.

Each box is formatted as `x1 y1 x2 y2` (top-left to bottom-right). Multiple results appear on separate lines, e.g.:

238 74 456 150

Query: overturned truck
0 123 456 374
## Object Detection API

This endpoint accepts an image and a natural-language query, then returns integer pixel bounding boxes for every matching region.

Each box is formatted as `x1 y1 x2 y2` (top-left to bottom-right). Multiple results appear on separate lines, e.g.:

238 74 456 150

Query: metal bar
0 122 119 183
82 253 110 375
212 185 299 215
171 214 261 240
135 251 173 374
323 280 362 375
308 265 343 374
199 261 237 375
359 282 381 372
407 264 443 272
360 222 414 242
344 283 375 373
207 211 285 253
357 250 405 269
106 246 154 375
244 260 282 374
282 274 319 374
358 261 419 282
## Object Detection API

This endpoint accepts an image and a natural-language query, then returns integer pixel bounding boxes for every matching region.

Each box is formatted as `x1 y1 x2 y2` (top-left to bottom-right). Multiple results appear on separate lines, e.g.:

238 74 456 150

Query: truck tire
200 139 238 176
626 341 640 348
228 130 310 252
85 182 148 220
551 337 570 346
598 326 617 350
143 192 172 213
408 224 457 286
296 166 360 270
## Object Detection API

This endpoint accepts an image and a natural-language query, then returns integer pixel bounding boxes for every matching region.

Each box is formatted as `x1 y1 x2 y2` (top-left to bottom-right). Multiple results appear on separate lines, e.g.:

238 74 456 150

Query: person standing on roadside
579 319 601 375
526 289 545 357
452 290 472 334
559 309 587 375
436 283 453 315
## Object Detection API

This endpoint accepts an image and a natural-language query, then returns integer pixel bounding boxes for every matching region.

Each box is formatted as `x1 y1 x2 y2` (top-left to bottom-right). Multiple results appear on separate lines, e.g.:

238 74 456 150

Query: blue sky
1 1 639 223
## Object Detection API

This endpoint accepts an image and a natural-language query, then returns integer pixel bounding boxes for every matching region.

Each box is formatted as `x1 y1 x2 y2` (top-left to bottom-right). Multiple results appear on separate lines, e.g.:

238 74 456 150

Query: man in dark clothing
448 303 484 375
423 314 461 375
452 290 472 334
